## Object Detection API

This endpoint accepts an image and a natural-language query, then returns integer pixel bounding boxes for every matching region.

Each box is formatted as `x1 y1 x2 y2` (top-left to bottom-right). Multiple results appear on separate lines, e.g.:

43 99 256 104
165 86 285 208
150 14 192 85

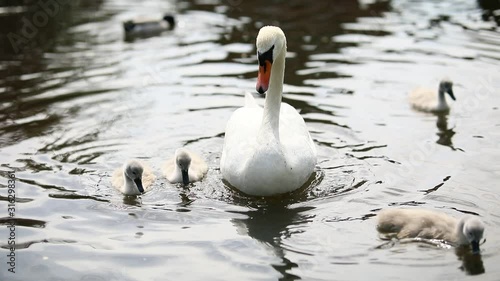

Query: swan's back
279 103 317 171
409 87 442 112
377 208 457 241
140 165 156 188
221 105 264 179
244 92 259 108
222 93 262 160
188 151 208 180
112 168 125 189
162 157 178 183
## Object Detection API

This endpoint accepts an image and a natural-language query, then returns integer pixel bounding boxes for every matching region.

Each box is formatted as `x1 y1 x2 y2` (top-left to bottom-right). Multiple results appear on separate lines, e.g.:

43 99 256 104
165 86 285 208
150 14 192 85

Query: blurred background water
0 0 499 280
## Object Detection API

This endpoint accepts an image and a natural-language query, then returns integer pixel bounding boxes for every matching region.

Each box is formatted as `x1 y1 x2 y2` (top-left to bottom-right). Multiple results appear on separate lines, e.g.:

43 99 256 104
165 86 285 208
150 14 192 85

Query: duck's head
439 79 456 101
256 26 286 94
123 21 136 32
175 149 192 185
461 216 485 254
163 14 175 29
124 160 144 193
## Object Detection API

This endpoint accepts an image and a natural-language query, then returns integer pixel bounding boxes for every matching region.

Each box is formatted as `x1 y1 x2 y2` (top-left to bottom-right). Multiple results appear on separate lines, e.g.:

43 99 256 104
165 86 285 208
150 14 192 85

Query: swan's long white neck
437 88 447 109
455 217 468 245
259 46 285 141
123 172 136 194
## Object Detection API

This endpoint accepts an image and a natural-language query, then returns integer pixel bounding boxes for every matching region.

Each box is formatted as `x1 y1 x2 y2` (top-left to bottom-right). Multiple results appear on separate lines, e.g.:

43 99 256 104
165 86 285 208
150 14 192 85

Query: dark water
0 0 499 280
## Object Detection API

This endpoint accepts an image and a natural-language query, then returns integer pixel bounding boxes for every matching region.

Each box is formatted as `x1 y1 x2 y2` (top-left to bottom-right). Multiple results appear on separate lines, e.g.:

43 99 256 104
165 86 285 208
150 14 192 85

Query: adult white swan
220 26 317 196
409 79 456 112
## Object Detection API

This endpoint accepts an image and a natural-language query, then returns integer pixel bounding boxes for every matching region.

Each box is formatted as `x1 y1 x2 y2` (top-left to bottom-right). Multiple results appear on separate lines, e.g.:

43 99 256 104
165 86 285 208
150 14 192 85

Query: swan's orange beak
256 60 272 94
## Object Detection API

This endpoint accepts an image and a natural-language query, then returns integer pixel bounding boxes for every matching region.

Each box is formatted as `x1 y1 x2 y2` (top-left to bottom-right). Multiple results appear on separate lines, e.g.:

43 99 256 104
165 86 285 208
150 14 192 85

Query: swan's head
439 79 455 101
256 26 286 94
175 149 191 185
461 216 485 254
124 160 144 193
163 14 175 28
123 20 136 32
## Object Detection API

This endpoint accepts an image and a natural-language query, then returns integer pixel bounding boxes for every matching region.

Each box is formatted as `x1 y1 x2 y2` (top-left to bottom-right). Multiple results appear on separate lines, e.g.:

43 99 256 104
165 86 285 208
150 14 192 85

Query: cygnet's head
175 149 191 185
124 160 144 193
163 14 175 28
439 79 456 101
461 216 485 254
256 26 286 94
123 21 136 32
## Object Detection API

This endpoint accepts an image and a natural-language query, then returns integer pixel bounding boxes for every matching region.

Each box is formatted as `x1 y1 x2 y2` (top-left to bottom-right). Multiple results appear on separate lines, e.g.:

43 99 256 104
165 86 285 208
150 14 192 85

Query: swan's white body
163 148 208 184
220 26 317 196
112 160 156 195
409 79 456 112
377 208 485 251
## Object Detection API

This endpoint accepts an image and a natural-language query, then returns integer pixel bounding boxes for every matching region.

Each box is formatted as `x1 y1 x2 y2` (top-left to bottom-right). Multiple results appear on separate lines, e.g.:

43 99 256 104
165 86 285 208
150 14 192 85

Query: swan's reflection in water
122 195 142 206
435 113 462 151
375 238 486 276
177 188 195 208
456 246 485 275
231 203 315 280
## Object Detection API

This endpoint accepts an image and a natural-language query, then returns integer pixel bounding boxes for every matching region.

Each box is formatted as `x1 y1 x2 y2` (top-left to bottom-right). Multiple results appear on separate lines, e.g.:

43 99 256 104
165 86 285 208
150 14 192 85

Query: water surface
1 0 500 280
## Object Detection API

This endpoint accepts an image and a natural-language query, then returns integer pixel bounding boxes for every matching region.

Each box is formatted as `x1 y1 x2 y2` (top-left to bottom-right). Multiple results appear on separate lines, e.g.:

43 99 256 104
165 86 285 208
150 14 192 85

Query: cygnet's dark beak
471 240 480 254
447 88 456 101
134 178 144 193
182 170 189 185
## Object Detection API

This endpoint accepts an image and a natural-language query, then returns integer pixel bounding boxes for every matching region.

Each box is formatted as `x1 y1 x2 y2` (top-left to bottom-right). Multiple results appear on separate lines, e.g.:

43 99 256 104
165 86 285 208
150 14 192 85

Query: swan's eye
258 45 274 66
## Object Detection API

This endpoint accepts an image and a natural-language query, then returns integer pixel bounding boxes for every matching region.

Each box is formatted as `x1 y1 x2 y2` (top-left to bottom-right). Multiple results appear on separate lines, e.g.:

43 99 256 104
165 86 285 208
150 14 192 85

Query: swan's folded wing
111 168 124 190
409 88 437 111
162 158 177 182
244 92 260 108
377 209 406 234
377 209 458 241
140 161 157 189
221 106 263 179
189 151 208 180
222 107 262 157
279 103 317 160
